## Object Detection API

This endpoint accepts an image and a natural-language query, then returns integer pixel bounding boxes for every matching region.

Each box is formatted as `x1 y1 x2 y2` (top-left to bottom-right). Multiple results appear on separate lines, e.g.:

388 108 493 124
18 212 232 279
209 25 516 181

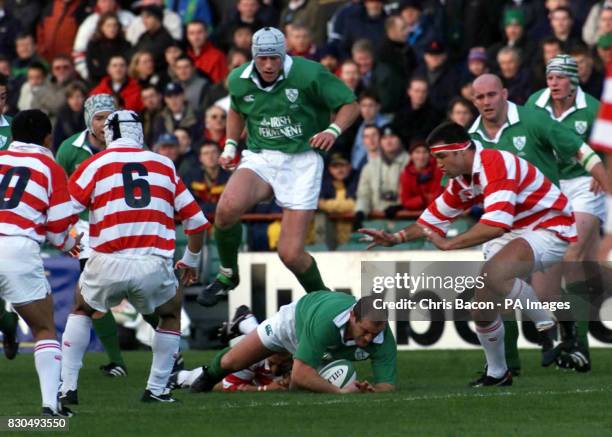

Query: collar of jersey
240 56 294 91
333 304 385 346
8 141 55 159
535 86 586 121
107 138 144 149
452 142 484 189
468 101 520 144
71 130 95 153
0 114 9 127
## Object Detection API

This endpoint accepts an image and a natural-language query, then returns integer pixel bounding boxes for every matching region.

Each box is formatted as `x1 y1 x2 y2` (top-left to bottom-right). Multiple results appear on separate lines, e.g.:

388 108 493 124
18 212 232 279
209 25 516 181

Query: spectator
201 48 249 111
497 46 531 104
447 96 476 128
319 45 340 73
570 43 604 98
487 9 536 70
90 55 144 112
126 0 182 44
0 0 22 58
85 12 133 85
339 0 387 59
354 124 409 225
531 36 563 91
466 47 489 81
181 140 230 214
153 132 180 164
350 90 390 170
212 0 265 52
36 0 88 62
327 0 363 53
166 0 213 26
414 39 461 113
398 0 436 61
173 55 211 111
17 61 47 111
140 84 163 147
582 1 612 47
186 20 228 84
134 5 176 74
286 24 319 60
34 55 81 121
597 32 612 65
338 59 363 96
351 38 404 113
527 0 571 41
378 14 417 82
461 80 474 102
174 126 198 169
399 140 443 211
280 0 323 46
129 50 168 88
392 76 443 146
4 0 41 36
203 104 227 147
230 24 254 52
12 33 46 79
0 73 12 149
164 41 184 82
73 0 135 80
318 152 359 246
153 81 200 141
53 81 87 150
549 7 583 51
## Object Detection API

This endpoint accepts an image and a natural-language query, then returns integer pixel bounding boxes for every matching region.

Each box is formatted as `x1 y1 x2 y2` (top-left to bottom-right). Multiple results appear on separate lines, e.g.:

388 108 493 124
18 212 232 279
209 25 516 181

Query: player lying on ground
59 110 209 405
197 26 360 307
189 292 396 393
360 121 576 387
0 110 81 416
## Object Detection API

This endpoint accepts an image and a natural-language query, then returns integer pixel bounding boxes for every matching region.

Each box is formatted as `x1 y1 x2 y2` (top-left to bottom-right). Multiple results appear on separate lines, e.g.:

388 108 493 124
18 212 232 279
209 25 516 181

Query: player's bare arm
290 359 362 394
310 101 360 151
358 223 427 250
422 222 506 251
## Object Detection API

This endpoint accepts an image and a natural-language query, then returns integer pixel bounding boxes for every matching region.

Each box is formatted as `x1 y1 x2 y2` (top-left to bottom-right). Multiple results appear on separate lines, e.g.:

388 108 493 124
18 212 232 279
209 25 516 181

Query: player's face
349 317 386 348
92 111 112 142
547 73 573 101
255 55 283 82
433 150 466 177
472 81 507 122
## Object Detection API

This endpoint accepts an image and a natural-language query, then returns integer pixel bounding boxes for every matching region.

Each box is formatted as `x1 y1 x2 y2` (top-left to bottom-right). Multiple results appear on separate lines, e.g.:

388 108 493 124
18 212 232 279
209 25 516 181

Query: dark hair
447 96 474 115
354 295 388 323
175 55 194 65
551 6 572 18
28 60 47 75
0 73 7 88
200 140 220 150
15 32 34 42
11 109 52 144
358 89 380 103
426 121 471 147
141 83 161 94
540 36 562 48
569 42 591 57
93 12 124 42
65 81 88 98
363 123 381 135
186 19 208 32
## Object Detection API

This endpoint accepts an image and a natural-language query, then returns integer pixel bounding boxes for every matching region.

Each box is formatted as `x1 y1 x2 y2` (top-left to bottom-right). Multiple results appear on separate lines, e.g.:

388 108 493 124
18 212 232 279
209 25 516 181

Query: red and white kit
0 142 77 304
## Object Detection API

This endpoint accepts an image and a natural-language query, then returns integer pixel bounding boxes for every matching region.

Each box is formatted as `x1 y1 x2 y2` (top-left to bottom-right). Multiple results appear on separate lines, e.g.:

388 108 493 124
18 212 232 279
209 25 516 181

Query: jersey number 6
0 166 31 210
122 163 151 208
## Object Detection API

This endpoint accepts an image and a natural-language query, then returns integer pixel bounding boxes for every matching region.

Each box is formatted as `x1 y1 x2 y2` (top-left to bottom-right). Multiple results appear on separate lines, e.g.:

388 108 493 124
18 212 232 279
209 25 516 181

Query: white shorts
74 218 92 260
238 149 323 210
483 228 568 272
80 251 178 315
256 301 299 354
560 176 606 223
0 236 50 305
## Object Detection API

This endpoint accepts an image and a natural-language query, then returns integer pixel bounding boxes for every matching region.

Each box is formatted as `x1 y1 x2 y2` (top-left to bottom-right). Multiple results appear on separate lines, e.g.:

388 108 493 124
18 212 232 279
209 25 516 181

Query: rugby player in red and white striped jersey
0 110 80 416
59 110 209 404
360 122 577 388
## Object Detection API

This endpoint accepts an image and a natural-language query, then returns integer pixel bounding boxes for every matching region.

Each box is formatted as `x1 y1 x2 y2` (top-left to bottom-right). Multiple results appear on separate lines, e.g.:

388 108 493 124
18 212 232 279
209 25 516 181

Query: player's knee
31 325 56 341
214 202 239 229
565 243 587 262
220 352 240 372
277 246 301 270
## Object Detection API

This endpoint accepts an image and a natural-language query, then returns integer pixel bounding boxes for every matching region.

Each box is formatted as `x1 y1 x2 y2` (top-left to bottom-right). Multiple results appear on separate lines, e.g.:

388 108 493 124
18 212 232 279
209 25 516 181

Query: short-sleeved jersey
418 147 577 242
0 115 13 151
294 291 397 386
68 140 209 258
526 87 600 179
0 142 77 248
468 102 586 185
228 56 356 154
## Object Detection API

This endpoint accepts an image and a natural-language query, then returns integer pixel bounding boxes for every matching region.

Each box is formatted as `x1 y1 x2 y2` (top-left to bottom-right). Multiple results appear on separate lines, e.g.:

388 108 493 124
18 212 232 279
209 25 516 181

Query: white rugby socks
61 314 92 393
34 339 62 411
147 329 180 395
508 279 555 330
476 316 507 378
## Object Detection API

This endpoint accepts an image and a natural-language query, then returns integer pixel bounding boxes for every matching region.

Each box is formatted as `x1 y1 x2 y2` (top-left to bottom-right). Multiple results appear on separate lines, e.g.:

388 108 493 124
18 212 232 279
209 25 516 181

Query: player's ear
43 133 52 150
502 88 508 100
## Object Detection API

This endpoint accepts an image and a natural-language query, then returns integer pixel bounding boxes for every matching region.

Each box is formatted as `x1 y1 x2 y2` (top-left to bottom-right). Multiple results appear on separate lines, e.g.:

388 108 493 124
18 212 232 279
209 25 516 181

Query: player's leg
277 209 329 292
13 294 72 416
59 291 96 404
0 297 19 359
197 168 273 307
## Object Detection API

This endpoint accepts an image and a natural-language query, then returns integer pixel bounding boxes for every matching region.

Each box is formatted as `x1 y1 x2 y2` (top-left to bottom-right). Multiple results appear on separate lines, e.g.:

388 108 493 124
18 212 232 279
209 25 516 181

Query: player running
197 27 359 307
360 122 576 387
0 110 80 416
526 55 604 371
469 73 610 374
189 292 396 393
59 110 209 404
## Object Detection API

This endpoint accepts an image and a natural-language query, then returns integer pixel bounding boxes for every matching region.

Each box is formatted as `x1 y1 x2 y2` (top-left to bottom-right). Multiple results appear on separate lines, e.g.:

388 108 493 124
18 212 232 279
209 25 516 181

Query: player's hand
219 155 238 171
355 380 375 393
358 228 398 250
266 381 287 391
339 381 361 394
67 232 84 258
599 234 612 262
420 225 451 250
309 131 336 151
175 262 198 286
590 178 603 194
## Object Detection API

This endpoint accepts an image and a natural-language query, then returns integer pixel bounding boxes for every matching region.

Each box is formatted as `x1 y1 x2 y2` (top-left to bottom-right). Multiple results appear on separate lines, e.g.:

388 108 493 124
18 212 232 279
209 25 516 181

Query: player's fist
65 232 84 257
309 131 336 151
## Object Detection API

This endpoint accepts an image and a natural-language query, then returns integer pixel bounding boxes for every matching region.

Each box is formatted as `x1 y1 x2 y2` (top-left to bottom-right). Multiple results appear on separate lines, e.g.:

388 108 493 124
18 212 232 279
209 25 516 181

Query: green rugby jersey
468 102 586 185
229 56 356 154
526 87 600 179
294 291 397 385
0 114 12 150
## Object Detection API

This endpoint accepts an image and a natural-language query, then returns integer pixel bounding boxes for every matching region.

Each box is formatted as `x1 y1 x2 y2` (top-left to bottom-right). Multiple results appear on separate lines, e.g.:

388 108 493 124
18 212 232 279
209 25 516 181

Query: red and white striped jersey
68 142 209 258
591 58 612 152
418 147 577 242
0 142 77 248
222 359 275 391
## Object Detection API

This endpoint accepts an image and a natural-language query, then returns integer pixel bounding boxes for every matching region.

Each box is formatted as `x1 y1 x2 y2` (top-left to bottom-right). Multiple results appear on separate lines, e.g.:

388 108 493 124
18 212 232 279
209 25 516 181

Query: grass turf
1 349 611 436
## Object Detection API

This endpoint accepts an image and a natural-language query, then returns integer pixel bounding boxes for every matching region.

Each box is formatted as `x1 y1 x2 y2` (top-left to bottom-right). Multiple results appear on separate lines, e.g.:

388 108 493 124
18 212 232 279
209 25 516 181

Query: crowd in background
0 0 610 249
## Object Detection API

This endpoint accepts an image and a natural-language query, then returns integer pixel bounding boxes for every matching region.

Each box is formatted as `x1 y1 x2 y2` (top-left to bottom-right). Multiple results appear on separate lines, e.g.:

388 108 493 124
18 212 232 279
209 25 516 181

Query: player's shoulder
227 61 252 92
525 88 546 107
288 56 326 82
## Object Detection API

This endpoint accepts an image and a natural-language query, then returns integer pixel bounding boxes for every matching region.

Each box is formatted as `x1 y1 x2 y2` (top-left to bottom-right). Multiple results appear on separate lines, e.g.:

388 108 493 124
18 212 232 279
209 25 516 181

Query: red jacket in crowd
90 77 144 113
37 0 88 62
188 41 228 84
399 157 444 211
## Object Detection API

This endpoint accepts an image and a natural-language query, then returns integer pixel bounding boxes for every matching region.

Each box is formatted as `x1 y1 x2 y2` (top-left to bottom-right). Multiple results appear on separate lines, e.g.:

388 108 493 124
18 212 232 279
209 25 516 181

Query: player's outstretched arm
423 222 505 251
359 223 426 250
291 359 360 394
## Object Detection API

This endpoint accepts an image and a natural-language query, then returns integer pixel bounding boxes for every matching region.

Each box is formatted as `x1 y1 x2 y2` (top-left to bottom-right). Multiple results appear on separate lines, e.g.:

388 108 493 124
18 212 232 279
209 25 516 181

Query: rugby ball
318 359 357 388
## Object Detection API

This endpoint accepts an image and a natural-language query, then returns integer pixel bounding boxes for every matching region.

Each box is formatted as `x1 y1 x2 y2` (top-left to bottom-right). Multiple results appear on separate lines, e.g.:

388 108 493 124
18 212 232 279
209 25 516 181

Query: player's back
0 145 75 248
69 146 184 258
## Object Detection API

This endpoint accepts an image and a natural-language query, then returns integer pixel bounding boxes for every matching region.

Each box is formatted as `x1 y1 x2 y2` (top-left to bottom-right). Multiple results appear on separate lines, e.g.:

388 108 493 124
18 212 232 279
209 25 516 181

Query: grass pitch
2 349 611 436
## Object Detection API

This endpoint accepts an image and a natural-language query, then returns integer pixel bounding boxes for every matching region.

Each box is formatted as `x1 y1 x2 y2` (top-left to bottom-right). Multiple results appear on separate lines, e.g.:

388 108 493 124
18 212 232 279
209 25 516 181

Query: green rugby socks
295 256 329 293
92 312 126 367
